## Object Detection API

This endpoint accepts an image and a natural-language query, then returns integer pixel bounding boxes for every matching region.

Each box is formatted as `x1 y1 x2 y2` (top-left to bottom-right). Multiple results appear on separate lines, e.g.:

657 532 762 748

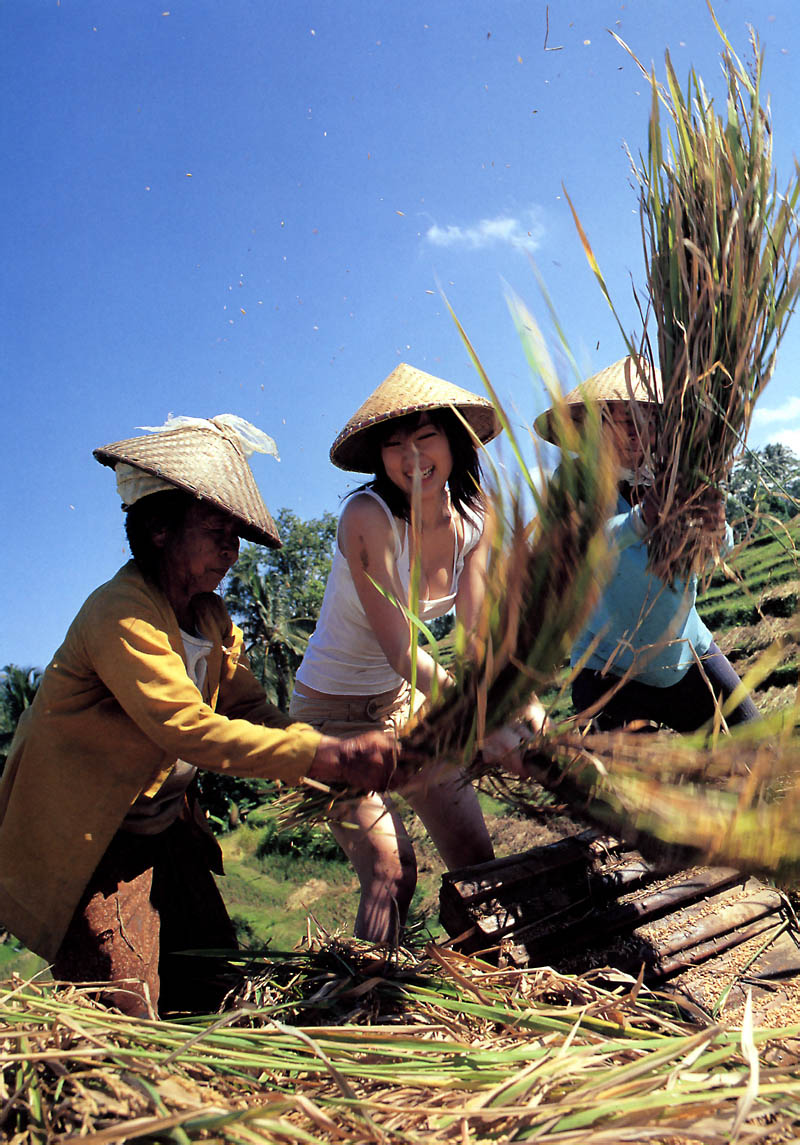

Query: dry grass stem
2 944 800 1141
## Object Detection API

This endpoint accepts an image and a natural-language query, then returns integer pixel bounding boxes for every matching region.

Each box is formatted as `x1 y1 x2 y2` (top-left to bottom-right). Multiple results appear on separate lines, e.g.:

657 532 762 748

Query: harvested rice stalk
2 954 800 1143
622 19 800 583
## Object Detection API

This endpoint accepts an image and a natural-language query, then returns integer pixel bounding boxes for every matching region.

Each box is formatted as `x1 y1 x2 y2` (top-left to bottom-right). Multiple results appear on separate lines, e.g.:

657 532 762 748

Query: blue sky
4 0 800 669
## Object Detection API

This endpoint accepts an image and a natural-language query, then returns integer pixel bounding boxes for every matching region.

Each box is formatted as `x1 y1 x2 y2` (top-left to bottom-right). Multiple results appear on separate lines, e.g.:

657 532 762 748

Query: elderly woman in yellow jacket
0 415 408 1017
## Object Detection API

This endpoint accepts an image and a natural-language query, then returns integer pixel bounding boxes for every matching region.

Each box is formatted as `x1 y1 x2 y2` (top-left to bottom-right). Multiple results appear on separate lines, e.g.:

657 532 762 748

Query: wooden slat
442 830 606 908
636 882 783 959
440 831 656 943
651 917 784 978
552 881 786 979
441 839 800 984
494 866 746 966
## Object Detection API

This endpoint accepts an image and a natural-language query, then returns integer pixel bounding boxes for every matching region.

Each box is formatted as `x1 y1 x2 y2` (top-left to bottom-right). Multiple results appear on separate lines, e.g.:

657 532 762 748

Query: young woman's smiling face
379 414 453 498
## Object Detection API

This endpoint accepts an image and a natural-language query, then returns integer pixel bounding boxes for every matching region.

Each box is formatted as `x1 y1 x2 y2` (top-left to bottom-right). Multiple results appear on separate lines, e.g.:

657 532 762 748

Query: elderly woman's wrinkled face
158 501 240 600
601 404 655 471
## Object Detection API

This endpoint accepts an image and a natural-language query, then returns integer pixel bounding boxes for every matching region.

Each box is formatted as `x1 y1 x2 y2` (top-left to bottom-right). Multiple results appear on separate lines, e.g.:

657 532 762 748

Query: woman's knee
370 841 417 904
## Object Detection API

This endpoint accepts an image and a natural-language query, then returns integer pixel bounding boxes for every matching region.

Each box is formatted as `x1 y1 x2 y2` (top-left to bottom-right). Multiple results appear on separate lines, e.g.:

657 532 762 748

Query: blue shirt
571 492 724 687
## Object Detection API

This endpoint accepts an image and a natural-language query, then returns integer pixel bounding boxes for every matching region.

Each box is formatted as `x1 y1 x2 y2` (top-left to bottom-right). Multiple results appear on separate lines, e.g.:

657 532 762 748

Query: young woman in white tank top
290 364 528 945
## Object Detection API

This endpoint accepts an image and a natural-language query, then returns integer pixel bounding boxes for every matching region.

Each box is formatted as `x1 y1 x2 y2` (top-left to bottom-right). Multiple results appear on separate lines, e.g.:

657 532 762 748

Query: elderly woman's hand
309 732 419 793
481 725 528 774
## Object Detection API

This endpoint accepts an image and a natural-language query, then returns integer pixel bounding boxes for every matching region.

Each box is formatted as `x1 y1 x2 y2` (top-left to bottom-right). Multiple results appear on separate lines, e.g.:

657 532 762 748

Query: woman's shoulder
339 491 401 558
60 563 174 659
82 567 235 647
79 561 158 617
340 490 396 530
70 561 173 634
456 502 486 550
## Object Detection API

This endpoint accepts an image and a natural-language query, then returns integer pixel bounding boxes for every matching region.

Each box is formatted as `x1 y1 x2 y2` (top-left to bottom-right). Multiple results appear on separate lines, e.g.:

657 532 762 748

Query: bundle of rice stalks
622 16 800 584
511 710 800 880
3 946 800 1142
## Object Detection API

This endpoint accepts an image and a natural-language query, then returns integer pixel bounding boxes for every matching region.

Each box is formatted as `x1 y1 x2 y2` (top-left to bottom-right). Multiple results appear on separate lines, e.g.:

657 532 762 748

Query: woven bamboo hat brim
330 362 502 473
533 356 662 444
94 419 282 548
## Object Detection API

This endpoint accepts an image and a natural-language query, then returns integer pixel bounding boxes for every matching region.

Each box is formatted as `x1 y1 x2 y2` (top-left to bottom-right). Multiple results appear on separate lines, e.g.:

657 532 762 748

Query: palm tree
224 510 336 712
0 664 42 772
224 549 316 711
727 442 800 538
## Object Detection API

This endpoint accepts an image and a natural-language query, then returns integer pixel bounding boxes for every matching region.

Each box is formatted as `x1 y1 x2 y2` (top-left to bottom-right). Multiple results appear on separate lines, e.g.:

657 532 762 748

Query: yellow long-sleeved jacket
0 561 322 961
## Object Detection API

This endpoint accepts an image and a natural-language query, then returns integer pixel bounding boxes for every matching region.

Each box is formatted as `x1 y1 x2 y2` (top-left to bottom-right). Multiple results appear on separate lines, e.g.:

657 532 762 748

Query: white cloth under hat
115 463 176 507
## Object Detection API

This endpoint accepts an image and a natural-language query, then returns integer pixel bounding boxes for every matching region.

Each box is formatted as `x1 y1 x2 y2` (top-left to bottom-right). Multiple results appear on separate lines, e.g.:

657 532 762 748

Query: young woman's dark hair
124 490 197 581
350 409 485 522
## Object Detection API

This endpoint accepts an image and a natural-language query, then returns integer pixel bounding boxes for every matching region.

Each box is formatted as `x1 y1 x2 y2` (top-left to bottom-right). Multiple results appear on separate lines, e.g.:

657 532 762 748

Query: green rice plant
619 13 800 584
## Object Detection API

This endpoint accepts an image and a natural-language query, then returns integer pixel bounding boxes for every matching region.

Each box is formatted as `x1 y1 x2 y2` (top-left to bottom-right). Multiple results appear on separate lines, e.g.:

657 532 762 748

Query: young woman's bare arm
454 510 493 646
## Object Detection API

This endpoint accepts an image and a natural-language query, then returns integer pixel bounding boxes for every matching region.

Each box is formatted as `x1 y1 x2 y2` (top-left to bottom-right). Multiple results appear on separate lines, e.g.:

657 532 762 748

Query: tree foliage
420 612 455 648
200 509 338 832
727 443 800 538
0 664 42 773
223 508 337 711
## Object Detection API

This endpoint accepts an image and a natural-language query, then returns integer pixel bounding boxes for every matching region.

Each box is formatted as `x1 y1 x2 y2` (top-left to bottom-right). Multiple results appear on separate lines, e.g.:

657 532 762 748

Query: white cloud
425 209 543 252
769 426 800 455
751 394 800 426
750 394 800 451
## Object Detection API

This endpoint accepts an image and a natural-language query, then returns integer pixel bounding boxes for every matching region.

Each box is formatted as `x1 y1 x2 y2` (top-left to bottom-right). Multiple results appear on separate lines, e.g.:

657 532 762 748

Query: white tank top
296 489 484 695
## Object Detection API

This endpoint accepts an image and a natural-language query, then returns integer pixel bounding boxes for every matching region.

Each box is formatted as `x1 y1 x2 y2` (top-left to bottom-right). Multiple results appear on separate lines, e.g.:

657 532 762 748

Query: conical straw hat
330 362 502 472
534 357 662 444
94 416 282 548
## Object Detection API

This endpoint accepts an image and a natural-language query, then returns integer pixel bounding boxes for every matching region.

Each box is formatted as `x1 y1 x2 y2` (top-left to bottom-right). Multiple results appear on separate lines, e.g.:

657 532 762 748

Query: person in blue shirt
535 357 758 733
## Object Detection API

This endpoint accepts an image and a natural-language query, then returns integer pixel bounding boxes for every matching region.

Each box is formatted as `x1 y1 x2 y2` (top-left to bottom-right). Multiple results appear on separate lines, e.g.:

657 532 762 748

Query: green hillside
700 523 800 711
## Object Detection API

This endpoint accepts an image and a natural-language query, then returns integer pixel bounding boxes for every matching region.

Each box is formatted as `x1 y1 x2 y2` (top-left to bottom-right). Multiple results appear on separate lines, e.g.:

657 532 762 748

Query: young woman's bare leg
404 767 494 870
329 793 417 944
